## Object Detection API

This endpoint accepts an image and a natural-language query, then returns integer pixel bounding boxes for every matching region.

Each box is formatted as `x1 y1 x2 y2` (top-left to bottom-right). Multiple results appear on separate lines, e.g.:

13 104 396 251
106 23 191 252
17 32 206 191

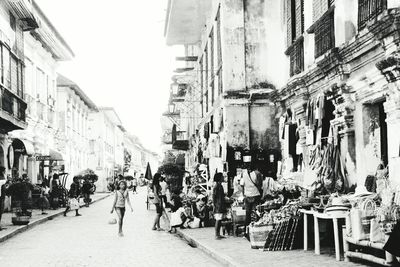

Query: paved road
0 188 219 267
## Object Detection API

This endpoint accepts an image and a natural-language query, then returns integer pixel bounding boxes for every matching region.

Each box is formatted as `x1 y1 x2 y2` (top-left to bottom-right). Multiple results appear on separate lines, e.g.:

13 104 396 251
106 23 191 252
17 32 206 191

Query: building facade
9 1 73 184
164 0 400 192
278 0 400 190
0 0 39 178
56 74 97 185
88 107 124 191
164 0 287 184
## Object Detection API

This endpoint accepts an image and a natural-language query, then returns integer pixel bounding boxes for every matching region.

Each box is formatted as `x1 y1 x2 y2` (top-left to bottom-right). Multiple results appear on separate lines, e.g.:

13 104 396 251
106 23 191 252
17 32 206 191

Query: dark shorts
155 203 163 215
115 207 126 217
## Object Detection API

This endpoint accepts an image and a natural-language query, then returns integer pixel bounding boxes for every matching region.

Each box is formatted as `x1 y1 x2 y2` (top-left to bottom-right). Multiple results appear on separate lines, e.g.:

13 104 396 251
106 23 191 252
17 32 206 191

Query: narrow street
0 188 218 267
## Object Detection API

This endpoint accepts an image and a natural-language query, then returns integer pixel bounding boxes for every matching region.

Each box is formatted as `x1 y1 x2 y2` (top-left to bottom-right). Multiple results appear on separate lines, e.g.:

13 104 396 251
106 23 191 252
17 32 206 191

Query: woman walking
64 176 82 217
111 180 133 237
151 173 163 231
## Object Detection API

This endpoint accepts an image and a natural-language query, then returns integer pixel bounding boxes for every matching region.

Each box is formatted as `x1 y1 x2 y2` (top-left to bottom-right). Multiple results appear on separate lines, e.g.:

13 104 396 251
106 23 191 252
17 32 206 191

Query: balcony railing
0 86 26 122
289 39 305 76
315 10 335 58
358 0 387 30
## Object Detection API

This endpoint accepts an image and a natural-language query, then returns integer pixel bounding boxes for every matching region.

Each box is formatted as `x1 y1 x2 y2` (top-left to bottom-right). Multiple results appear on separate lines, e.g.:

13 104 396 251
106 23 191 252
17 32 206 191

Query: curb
0 194 111 244
162 210 239 267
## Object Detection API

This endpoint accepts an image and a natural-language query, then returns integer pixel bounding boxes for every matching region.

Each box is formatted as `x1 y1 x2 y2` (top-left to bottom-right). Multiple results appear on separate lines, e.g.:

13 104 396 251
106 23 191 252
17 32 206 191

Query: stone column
383 82 400 186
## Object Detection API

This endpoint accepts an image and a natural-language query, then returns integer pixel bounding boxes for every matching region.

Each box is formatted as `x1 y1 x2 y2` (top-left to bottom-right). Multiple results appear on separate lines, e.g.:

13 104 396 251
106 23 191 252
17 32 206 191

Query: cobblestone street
0 188 218 267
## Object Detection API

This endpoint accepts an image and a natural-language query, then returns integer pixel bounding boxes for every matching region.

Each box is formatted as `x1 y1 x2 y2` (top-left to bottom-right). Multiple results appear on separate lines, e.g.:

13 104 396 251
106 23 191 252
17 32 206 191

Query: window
286 0 304 47
216 8 223 95
289 39 305 76
204 45 209 113
314 10 335 58
3 48 10 88
358 0 387 30
199 57 204 117
210 29 215 105
9 13 16 32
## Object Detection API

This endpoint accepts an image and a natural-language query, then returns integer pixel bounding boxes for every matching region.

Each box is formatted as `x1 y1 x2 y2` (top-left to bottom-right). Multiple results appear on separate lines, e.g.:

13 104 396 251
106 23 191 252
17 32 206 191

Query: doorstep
0 193 111 244
163 211 368 267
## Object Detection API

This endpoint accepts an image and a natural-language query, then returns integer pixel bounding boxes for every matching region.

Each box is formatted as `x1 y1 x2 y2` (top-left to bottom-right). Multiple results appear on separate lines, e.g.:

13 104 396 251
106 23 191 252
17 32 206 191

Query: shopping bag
108 217 117 225
69 198 80 210
370 217 384 243
187 217 201 229
170 207 184 227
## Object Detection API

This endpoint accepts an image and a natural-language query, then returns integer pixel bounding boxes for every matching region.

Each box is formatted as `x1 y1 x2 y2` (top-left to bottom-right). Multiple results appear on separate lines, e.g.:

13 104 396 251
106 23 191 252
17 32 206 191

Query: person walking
82 178 92 207
213 173 226 239
64 176 82 217
110 180 133 237
159 176 168 208
38 181 50 215
0 167 7 230
132 177 138 194
151 173 163 231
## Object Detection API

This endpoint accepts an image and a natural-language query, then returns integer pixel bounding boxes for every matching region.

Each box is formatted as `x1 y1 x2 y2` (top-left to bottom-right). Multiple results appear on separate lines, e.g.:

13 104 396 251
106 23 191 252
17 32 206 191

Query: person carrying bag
241 164 263 228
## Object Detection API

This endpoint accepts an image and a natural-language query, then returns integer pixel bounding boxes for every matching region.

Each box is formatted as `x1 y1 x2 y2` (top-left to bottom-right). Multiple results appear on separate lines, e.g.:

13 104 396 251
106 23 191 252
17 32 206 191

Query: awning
11 139 34 156
50 149 64 161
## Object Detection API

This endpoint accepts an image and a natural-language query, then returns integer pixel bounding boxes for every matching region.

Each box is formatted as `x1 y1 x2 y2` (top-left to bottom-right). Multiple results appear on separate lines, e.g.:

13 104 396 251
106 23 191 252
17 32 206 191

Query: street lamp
171 83 179 95
168 102 175 114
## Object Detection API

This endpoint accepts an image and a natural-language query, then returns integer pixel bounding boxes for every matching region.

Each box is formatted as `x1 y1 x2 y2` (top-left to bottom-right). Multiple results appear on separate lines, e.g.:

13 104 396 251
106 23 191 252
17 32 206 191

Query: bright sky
36 0 182 154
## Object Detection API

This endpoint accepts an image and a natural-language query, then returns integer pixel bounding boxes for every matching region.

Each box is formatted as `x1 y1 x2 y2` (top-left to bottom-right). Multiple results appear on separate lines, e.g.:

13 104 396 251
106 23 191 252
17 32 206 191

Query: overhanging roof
57 74 98 111
30 0 74 61
164 0 212 45
99 107 123 127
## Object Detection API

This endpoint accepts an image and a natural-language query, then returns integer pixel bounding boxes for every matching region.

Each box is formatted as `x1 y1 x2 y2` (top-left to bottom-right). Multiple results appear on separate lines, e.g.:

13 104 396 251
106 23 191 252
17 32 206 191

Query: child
213 172 226 240
38 182 50 215
110 180 133 237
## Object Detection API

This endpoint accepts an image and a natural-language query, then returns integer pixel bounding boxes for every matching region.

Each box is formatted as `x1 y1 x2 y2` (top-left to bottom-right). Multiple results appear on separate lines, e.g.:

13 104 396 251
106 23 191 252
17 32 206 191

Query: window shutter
286 0 292 47
295 0 304 38
313 0 329 23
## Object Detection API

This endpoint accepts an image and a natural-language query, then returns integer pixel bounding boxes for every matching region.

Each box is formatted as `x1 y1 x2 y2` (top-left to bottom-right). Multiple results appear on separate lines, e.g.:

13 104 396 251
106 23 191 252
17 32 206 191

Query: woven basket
12 216 30 225
249 224 274 249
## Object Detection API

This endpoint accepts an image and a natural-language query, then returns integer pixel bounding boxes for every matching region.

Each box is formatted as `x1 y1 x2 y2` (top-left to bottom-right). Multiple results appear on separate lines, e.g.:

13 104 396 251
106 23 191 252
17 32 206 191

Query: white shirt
160 181 168 195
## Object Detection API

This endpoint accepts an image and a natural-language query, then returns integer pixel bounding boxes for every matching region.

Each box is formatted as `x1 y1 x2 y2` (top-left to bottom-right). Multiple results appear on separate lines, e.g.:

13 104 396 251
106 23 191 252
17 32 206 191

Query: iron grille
358 0 387 30
315 11 335 58
290 40 304 76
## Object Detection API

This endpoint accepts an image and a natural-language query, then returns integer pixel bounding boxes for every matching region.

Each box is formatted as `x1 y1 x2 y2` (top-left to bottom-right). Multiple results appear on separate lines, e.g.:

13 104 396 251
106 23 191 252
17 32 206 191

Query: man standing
240 163 263 228
159 177 168 208
0 167 7 230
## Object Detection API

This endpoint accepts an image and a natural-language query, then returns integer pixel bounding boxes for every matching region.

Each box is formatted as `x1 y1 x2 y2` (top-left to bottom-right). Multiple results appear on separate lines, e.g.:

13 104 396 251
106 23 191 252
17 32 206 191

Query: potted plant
8 179 34 225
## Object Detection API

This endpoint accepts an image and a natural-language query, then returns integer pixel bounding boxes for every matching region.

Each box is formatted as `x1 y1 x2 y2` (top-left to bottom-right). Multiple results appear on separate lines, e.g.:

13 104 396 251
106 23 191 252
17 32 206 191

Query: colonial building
278 0 400 190
9 1 73 183
56 74 97 184
164 0 287 184
88 107 125 191
0 0 39 177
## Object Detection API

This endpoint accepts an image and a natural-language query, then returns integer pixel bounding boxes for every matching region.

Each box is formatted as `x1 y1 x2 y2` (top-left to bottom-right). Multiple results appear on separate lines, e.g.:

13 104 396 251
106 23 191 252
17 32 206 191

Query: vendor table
300 209 348 261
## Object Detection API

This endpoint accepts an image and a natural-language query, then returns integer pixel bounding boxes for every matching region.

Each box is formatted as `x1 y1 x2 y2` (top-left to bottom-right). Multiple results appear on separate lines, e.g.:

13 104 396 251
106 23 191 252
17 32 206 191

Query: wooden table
300 209 348 261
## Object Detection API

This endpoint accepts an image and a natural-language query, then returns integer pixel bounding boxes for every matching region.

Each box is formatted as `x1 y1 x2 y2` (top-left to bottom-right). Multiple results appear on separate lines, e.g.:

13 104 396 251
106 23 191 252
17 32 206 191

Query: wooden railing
358 0 387 30
1 86 26 122
315 10 335 58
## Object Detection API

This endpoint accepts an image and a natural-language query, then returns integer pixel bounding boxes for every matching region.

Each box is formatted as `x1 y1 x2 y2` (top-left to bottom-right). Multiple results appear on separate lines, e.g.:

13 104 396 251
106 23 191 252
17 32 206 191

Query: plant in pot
8 179 34 225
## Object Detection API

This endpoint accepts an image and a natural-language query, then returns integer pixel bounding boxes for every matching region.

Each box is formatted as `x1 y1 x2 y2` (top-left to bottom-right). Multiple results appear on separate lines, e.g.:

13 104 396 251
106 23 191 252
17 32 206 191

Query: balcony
358 0 387 30
172 125 189 151
0 86 27 132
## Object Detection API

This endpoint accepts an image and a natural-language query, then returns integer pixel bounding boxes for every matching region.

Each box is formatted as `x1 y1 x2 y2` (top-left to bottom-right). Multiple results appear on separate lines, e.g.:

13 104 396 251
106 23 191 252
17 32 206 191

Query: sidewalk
163 213 373 267
0 193 110 243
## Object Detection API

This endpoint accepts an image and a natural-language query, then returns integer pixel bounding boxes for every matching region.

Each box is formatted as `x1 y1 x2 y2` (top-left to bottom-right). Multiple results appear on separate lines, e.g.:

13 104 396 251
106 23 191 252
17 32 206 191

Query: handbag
69 198 80 210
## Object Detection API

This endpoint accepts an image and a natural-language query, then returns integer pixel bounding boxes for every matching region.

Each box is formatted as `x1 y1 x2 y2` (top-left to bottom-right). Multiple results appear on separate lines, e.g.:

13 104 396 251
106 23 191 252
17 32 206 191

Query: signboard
36 155 51 161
